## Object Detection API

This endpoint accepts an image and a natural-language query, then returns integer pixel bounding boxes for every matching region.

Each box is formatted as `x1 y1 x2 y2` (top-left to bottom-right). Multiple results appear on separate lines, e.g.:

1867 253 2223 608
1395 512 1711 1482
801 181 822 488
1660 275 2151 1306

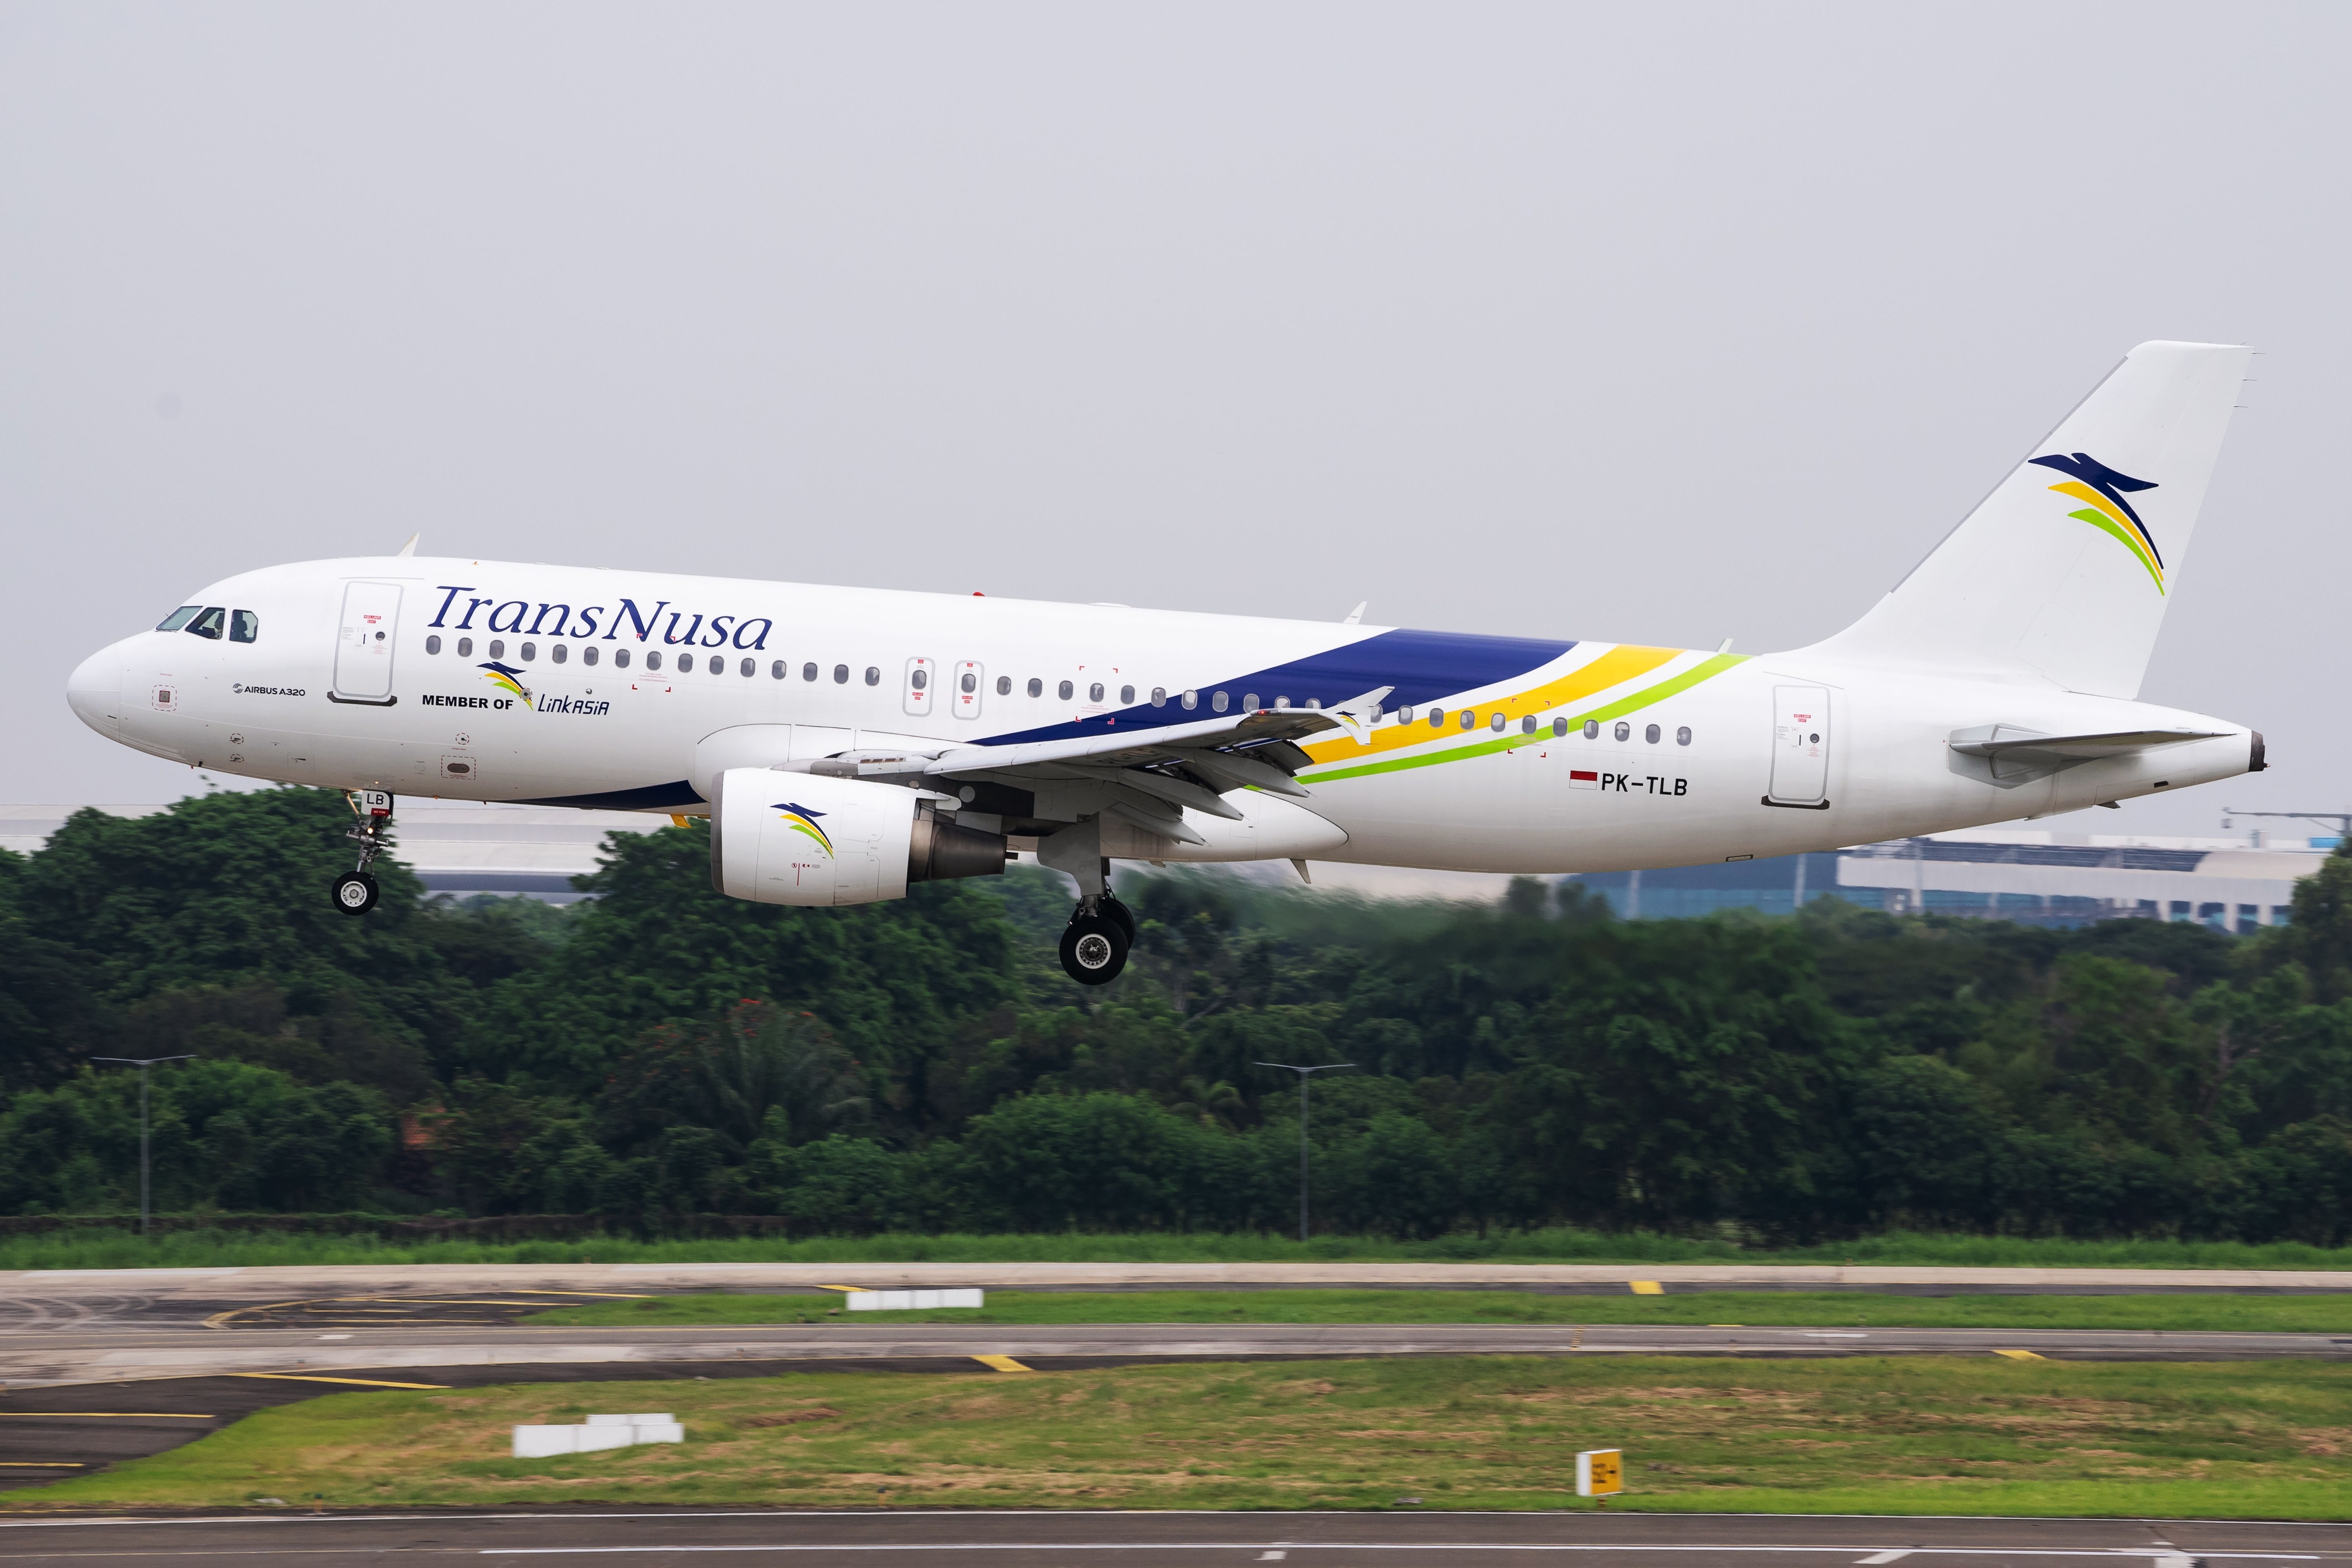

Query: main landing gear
1060 891 1137 986
335 789 394 916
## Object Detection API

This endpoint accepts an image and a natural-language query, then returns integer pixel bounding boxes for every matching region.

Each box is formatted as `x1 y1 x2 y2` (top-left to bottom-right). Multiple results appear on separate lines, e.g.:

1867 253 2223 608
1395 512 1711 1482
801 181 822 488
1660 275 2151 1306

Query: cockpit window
229 610 258 644
185 607 226 640
155 606 201 632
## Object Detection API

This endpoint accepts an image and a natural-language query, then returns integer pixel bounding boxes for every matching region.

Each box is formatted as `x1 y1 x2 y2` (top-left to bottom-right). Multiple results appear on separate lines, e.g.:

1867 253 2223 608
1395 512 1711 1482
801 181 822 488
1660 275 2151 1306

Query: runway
5 1260 2352 1318
0 1509 2344 1565
0 1318 2348 1388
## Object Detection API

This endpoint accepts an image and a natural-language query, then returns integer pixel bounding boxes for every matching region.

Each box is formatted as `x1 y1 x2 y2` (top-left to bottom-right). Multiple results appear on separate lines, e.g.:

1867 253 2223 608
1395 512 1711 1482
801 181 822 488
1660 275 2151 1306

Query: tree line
1 786 2348 1242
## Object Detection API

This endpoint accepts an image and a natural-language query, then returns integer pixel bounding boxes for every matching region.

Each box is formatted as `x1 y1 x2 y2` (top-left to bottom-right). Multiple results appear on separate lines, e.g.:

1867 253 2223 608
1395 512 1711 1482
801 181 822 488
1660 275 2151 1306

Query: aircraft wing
921 688 1392 826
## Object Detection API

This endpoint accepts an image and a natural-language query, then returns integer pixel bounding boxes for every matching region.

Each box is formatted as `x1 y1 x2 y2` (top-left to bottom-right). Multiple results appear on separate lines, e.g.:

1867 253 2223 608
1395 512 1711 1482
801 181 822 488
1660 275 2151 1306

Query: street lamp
89 1056 192 1235
1254 1061 1354 1243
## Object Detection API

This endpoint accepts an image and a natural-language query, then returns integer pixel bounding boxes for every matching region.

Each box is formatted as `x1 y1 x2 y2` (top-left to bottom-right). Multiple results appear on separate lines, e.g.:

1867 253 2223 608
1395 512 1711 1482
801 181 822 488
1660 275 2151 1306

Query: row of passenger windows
156 606 258 643
415 635 1694 742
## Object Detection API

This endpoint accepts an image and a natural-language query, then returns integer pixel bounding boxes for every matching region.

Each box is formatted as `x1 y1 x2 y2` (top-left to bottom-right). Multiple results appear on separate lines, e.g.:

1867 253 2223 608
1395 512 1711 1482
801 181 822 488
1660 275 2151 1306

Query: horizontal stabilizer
1947 723 2226 787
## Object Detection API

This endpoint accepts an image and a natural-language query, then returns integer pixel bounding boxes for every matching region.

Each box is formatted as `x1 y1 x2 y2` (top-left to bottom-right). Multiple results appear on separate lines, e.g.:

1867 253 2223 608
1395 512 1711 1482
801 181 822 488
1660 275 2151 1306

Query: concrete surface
0 1508 2342 1564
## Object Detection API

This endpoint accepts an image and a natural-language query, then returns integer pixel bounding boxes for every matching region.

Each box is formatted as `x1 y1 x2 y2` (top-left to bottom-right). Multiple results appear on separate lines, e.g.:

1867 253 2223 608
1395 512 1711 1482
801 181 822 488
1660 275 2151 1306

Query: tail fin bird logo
771 802 834 857
477 661 531 699
2028 452 2164 594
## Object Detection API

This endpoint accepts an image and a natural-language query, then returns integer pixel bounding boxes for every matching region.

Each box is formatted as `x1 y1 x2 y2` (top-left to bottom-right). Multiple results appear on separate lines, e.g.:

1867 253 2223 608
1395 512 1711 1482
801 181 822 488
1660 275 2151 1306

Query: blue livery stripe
979 628 1578 748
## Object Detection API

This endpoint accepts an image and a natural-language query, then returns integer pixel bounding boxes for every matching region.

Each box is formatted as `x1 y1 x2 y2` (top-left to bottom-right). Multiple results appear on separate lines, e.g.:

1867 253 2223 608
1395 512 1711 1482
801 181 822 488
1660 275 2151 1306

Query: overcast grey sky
3 2 2344 840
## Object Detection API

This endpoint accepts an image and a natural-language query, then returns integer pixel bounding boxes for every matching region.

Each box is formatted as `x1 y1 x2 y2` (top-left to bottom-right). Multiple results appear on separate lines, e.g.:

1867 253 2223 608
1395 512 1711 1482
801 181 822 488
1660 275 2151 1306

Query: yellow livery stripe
1300 644 1683 767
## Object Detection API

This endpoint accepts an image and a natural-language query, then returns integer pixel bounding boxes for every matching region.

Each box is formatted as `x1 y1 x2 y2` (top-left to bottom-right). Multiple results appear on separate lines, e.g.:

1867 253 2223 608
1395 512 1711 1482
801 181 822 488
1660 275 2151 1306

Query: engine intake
710 766 1007 906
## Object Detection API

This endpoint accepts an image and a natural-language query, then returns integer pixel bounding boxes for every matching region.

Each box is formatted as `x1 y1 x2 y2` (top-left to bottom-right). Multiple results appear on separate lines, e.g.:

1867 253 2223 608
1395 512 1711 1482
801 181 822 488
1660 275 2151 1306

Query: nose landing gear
335 789 394 916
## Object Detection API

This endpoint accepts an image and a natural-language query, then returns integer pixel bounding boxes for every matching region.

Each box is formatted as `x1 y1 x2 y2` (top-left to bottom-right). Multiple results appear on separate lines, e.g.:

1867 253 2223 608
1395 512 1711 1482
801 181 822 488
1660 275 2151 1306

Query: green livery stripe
2068 508 2166 594
1299 652 1747 786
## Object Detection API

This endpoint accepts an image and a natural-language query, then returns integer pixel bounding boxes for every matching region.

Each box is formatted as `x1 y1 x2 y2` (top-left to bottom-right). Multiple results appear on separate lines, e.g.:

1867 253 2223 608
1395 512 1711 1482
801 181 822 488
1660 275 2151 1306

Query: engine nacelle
710 766 1007 906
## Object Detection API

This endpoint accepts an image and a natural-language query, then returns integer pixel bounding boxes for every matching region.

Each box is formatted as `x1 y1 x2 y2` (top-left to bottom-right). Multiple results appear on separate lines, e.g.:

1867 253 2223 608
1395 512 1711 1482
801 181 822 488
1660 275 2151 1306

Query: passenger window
156 606 201 632
584 646 599 667
520 642 536 662
1212 691 1230 713
1120 684 1135 704
1150 687 1166 707
1028 678 1044 697
1243 692 1259 710
552 644 568 664
426 634 442 655
804 663 818 681
1058 680 1074 700
1459 711 1475 731
740 657 755 677
912 668 929 690
676 653 693 673
1520 716 1535 734
1677 726 1692 746
962 672 978 693
186 607 225 640
647 650 664 671
229 610 258 644
1645 723 1661 744
488 639 505 659
1089 682 1104 702
864 666 880 686
996 676 1012 695
1397 706 1414 724
1583 720 1599 739
458 637 474 658
1181 689 1198 710
772 660 787 679
1613 721 1630 742
613 648 630 668
1429 709 1444 728
833 664 849 684
1552 717 1568 738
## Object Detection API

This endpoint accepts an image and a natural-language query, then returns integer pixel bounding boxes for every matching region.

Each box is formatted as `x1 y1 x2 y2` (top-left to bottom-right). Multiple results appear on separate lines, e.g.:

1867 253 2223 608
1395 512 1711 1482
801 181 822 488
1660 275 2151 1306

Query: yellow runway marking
0 1463 87 1467
1708 1323 1744 1327
816 1285 868 1294
1993 1348 2047 1361
0 1413 214 1419
1628 1281 1663 1295
228 1374 449 1389
972 1355 1034 1372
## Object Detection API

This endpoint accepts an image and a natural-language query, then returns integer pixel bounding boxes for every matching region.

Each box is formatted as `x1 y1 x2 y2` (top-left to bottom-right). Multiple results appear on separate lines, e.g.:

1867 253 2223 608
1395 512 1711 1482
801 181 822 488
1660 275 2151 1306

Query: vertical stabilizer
1806 341 2250 697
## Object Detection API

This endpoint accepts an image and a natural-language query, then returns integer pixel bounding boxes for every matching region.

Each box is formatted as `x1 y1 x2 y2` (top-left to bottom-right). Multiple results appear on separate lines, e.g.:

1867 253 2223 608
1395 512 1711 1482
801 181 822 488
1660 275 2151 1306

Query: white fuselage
66 556 2258 874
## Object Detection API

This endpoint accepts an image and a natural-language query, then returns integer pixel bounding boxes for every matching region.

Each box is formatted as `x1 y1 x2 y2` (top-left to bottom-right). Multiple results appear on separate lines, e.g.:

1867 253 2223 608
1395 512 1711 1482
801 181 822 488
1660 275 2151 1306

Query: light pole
1254 1061 1353 1243
89 1056 192 1235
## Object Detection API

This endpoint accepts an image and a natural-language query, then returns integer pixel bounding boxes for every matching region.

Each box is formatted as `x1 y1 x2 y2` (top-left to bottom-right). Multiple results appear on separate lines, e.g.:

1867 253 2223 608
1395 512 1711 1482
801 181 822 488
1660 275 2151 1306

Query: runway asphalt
7 1261 2352 1308
0 1318 2346 1389
0 1508 2344 1565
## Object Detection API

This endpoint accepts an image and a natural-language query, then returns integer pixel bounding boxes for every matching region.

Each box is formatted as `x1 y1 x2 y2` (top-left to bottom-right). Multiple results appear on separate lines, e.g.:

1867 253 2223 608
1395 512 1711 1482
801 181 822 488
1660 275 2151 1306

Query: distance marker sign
1576 1449 1623 1497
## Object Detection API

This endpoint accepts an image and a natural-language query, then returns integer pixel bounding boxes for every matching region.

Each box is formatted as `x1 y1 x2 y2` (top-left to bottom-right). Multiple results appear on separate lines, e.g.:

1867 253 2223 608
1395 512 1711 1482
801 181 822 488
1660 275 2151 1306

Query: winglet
1343 601 1367 626
396 533 420 558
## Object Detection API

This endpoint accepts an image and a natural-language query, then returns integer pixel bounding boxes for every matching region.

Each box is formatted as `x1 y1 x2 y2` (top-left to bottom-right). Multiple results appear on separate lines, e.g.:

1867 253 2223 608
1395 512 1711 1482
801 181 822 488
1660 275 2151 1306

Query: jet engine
709 766 1007 906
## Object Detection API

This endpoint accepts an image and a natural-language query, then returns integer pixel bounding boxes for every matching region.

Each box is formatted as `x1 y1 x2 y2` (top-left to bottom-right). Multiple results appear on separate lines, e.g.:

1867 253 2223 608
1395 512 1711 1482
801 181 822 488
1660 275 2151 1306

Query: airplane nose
66 644 123 736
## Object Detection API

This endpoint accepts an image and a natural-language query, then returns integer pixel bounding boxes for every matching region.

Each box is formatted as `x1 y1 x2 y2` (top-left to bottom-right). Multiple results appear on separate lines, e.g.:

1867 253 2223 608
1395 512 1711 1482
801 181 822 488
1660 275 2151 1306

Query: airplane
66 341 2261 985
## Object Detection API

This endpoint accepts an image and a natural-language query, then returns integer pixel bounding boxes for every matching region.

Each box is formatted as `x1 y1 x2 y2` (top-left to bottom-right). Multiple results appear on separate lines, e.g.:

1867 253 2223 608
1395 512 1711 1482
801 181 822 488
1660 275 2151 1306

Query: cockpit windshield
155 606 201 631
185 607 226 640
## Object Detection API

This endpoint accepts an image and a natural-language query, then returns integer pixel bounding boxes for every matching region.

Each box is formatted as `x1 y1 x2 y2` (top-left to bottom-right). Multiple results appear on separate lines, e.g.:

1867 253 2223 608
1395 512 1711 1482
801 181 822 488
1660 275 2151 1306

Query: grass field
522 1289 2352 1334
6 1227 2352 1273
14 1357 2350 1517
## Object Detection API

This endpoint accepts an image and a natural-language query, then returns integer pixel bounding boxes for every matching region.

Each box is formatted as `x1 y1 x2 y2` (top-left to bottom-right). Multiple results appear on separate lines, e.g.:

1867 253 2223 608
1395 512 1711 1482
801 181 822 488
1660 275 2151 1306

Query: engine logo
771 802 834 857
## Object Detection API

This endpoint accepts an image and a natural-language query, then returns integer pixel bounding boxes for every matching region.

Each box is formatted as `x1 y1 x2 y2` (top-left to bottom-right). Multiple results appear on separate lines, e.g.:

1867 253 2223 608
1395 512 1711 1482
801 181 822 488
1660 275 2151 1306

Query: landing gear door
333 581 403 703
1768 684 1831 804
